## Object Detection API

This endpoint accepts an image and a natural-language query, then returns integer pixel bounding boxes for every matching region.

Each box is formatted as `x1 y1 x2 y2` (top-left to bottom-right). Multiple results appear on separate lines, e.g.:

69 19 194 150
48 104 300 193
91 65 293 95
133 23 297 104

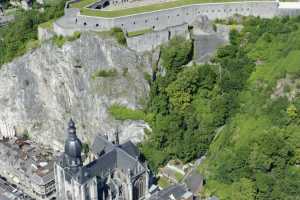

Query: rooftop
60 135 145 184
69 0 276 18
149 184 193 200
0 138 54 186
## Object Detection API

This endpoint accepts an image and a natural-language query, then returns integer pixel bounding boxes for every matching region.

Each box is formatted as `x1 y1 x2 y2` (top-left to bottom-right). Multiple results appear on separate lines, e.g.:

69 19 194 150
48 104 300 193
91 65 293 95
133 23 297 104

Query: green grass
175 171 184 182
39 19 56 30
91 68 118 79
108 104 154 122
127 28 153 37
26 39 41 50
70 0 270 18
157 177 172 188
52 32 81 47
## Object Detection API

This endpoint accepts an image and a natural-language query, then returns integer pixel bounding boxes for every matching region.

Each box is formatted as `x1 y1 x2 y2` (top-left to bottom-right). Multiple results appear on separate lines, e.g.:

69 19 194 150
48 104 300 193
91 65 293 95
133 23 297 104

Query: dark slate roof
184 169 203 193
120 141 140 159
91 135 114 156
75 137 144 183
149 184 192 200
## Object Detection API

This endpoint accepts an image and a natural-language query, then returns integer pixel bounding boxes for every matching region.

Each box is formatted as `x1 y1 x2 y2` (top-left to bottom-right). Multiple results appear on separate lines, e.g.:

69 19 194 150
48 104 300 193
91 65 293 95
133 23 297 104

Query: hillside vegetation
136 16 300 199
0 0 66 66
199 16 300 200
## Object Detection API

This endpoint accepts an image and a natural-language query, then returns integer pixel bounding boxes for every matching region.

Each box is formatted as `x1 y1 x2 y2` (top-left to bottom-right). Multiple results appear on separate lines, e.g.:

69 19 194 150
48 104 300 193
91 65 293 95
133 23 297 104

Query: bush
161 36 193 70
110 27 127 46
52 32 81 48
108 104 149 121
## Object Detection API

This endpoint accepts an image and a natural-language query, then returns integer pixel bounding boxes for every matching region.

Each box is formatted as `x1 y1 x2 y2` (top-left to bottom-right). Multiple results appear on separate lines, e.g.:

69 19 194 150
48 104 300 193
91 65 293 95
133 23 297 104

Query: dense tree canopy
0 0 66 66
201 16 300 200
141 16 300 199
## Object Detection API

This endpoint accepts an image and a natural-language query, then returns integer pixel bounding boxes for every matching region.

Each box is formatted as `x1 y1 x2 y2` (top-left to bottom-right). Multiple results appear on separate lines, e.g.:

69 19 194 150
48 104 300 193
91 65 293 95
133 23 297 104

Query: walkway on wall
279 2 300 9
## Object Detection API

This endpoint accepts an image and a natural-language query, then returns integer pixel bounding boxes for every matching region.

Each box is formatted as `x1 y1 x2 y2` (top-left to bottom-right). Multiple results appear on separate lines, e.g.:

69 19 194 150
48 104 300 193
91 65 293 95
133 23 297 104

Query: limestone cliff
0 32 156 150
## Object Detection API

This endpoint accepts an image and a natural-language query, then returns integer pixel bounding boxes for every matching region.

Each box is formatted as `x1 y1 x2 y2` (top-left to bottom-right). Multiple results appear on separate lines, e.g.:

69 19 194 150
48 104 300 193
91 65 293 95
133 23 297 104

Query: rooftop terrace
70 0 276 18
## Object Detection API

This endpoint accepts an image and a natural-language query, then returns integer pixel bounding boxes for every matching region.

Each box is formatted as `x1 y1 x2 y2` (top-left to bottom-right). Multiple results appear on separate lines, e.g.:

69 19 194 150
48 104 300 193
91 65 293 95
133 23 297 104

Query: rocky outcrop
0 32 156 150
192 16 242 64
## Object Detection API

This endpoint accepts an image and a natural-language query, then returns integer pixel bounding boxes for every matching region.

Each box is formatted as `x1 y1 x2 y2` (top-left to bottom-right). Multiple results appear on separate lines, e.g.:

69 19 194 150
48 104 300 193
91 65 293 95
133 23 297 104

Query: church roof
91 135 114 156
76 136 145 183
120 140 140 159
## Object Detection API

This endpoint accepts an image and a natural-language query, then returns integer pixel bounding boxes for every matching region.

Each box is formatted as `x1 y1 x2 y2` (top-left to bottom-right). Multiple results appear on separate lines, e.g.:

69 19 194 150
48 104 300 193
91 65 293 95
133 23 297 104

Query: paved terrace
69 0 276 17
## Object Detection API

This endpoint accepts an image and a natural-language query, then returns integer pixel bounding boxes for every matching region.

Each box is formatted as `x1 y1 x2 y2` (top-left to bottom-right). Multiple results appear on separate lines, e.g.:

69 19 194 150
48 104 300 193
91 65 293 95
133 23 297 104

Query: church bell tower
64 119 83 170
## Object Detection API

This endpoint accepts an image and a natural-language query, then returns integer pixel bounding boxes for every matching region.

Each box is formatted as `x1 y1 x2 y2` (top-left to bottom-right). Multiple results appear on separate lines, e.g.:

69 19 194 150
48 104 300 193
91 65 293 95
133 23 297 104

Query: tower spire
64 118 83 169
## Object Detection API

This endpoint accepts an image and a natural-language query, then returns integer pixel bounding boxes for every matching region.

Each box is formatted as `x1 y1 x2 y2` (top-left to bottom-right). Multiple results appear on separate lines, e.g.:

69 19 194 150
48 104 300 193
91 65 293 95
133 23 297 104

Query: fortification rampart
52 1 300 51
126 23 190 52
73 1 279 32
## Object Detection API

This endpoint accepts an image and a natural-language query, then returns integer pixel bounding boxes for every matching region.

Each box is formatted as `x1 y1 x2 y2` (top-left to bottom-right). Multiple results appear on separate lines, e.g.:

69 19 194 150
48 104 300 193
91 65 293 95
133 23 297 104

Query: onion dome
64 119 82 168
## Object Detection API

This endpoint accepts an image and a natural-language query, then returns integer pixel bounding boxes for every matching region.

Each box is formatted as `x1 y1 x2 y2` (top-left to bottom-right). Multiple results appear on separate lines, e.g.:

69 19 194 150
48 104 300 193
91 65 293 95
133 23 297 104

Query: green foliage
127 28 153 37
0 0 67 66
52 32 81 48
82 142 90 154
142 34 254 170
108 104 153 122
71 0 260 18
22 131 30 140
110 27 127 46
91 68 118 79
202 16 300 200
161 36 193 70
157 177 171 188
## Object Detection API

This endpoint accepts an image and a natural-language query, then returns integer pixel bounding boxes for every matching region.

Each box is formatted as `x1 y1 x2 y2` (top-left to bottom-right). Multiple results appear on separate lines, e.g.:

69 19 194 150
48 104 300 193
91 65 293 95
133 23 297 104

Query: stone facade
54 1 300 36
52 1 300 52
55 119 151 200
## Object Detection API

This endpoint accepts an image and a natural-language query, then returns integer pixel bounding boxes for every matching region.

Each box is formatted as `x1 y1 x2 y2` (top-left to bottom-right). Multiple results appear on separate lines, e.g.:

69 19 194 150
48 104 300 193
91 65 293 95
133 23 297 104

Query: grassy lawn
39 19 56 30
127 28 153 37
108 104 154 122
157 177 172 188
175 171 184 182
70 0 271 18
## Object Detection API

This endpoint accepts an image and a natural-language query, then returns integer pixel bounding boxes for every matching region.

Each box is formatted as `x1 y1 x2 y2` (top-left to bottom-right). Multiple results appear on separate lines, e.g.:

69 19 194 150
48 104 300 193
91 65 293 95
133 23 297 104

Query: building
0 138 56 200
54 119 151 200
149 184 193 200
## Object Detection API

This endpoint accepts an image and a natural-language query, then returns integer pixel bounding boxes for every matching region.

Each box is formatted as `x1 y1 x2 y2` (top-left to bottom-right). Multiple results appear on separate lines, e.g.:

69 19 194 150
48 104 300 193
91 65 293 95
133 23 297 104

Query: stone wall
52 1 300 52
126 23 190 52
38 27 55 41
75 1 279 32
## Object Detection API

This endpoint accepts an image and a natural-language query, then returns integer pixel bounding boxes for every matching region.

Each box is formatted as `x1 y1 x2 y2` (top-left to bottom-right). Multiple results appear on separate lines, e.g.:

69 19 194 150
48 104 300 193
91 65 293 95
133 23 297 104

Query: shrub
52 32 81 48
91 68 118 79
108 104 153 122
161 36 193 70
110 27 127 46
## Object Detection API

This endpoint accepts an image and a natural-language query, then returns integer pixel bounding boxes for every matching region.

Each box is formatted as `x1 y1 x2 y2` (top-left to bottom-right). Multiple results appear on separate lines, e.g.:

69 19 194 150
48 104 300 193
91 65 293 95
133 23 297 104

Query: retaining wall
126 23 190 52
75 1 279 32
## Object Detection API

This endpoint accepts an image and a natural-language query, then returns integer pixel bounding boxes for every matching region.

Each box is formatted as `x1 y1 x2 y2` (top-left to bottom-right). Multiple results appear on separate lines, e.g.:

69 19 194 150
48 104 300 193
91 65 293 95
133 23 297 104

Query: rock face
192 16 239 64
0 33 155 150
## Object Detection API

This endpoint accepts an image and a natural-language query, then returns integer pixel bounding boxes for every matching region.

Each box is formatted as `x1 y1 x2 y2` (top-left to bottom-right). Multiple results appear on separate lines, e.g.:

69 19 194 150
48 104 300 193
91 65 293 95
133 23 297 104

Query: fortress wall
53 22 79 36
126 23 189 52
76 15 114 31
278 8 300 16
74 1 278 32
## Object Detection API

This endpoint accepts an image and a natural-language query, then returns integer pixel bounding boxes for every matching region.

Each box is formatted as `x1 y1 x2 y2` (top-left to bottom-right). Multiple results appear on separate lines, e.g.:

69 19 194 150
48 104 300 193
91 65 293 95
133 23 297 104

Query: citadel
48 0 300 52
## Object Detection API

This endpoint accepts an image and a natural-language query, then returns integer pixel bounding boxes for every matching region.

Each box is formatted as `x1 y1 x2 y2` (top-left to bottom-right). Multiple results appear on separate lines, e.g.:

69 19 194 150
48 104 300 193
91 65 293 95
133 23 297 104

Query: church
54 119 151 200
